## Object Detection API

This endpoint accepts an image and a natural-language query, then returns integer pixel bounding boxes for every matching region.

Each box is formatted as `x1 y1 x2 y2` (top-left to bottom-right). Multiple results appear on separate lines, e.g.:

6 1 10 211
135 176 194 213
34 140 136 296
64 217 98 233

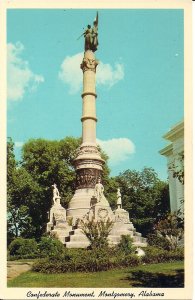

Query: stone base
107 207 147 247
47 193 147 248
66 188 95 223
89 202 114 222
52 225 72 243
47 201 67 232
114 208 131 223
65 228 90 248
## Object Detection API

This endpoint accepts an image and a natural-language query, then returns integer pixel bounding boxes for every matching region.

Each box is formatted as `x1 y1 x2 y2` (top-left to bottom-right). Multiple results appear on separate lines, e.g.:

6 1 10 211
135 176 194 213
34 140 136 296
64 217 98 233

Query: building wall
159 121 184 213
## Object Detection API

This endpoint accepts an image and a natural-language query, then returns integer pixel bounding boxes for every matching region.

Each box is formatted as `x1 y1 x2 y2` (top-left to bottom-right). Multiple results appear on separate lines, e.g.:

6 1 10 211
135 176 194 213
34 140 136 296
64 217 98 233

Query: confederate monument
47 13 147 248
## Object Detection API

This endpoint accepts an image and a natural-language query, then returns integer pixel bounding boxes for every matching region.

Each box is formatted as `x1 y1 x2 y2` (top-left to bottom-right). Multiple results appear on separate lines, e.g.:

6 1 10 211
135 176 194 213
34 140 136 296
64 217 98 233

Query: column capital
80 56 99 73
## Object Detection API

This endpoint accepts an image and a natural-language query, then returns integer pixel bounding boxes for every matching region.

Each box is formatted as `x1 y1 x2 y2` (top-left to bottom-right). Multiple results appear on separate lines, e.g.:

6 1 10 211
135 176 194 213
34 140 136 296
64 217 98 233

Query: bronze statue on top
78 12 99 52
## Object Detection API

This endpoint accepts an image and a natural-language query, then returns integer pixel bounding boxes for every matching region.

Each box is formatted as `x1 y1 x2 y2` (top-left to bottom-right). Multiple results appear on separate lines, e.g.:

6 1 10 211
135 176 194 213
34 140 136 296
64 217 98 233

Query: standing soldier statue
117 188 122 209
78 12 99 52
84 24 93 51
52 183 60 205
94 178 104 203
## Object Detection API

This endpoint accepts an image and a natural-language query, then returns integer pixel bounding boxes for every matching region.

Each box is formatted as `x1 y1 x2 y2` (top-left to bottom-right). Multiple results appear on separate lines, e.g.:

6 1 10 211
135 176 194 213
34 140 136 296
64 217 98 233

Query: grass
8 261 184 288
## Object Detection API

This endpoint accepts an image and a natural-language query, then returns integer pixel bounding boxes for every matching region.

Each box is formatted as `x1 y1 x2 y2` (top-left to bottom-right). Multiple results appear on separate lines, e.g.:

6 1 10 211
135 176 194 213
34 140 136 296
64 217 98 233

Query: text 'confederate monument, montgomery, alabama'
47 13 147 248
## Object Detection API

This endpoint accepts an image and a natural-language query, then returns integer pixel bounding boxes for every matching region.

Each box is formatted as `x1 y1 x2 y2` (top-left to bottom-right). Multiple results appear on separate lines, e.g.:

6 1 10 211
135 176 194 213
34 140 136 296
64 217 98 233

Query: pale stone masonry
66 50 104 222
159 121 184 213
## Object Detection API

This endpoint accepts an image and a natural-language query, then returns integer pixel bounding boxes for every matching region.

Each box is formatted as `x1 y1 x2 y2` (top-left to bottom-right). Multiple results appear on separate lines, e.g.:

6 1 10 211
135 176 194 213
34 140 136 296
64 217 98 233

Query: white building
159 121 184 213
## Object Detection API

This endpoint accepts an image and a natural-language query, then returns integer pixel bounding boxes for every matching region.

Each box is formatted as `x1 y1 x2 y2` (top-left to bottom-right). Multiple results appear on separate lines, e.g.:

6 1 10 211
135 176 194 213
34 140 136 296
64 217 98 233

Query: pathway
7 261 33 281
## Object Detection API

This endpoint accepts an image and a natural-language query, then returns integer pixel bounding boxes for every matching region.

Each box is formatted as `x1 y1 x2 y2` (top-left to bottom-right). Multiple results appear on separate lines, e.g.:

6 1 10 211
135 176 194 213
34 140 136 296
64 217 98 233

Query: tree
7 139 35 243
21 137 80 206
7 166 41 241
115 167 170 236
20 137 81 237
7 137 81 240
7 138 16 185
155 213 184 250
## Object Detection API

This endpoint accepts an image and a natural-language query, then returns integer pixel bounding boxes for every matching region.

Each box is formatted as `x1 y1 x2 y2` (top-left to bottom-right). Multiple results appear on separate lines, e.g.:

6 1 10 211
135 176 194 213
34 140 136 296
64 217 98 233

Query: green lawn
8 261 184 288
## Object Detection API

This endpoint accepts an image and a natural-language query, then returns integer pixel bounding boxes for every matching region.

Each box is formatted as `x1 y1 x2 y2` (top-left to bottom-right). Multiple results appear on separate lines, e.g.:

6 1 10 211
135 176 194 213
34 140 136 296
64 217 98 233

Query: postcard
0 0 192 299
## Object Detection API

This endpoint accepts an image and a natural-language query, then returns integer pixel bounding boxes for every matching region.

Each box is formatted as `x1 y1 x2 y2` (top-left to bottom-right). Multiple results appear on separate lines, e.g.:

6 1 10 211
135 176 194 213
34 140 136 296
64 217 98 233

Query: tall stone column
66 50 104 221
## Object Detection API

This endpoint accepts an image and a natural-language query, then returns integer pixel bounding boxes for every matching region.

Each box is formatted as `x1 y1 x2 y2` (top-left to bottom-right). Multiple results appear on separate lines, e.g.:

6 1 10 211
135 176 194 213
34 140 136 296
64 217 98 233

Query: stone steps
54 221 147 247
48 204 147 248
64 227 90 248
65 241 90 248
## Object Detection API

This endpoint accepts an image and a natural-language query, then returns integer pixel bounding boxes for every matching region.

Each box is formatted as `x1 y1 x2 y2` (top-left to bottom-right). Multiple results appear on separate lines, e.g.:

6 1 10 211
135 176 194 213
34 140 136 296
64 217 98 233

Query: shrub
166 247 184 261
8 238 38 259
9 238 24 256
38 236 65 258
80 216 113 250
155 213 184 250
147 233 170 250
32 246 142 273
117 235 135 255
88 247 115 271
32 258 64 273
117 254 140 268
142 246 184 264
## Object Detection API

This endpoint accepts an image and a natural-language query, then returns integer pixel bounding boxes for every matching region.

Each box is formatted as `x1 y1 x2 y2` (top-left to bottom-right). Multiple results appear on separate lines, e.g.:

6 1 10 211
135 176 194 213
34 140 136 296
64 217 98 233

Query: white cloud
96 62 124 87
58 52 124 94
7 42 44 101
58 52 83 94
15 141 24 148
97 138 135 166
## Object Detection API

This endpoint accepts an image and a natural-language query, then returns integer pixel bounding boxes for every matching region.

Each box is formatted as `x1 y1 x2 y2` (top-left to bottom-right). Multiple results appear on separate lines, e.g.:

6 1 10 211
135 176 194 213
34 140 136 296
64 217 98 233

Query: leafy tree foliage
115 167 170 236
7 138 16 187
155 213 184 250
7 137 81 240
21 137 80 207
7 139 37 242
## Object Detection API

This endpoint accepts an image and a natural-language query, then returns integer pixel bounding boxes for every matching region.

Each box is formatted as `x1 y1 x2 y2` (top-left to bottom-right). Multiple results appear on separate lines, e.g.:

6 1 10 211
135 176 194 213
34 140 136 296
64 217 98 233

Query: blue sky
7 9 184 180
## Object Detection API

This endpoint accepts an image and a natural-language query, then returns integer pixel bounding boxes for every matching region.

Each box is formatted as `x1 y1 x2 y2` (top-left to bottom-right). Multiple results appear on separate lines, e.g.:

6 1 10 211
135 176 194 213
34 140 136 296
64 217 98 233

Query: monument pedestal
90 202 114 221
47 194 147 248
47 197 70 243
107 208 147 247
66 188 95 223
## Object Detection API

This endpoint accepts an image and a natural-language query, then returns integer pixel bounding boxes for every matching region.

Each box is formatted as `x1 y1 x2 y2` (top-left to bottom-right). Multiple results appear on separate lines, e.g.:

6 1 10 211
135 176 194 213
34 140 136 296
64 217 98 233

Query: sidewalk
7 261 33 281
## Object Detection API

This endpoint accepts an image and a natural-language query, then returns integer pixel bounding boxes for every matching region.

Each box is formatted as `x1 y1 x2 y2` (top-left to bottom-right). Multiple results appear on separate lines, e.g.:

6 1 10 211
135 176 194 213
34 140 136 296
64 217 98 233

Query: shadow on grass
124 269 184 287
